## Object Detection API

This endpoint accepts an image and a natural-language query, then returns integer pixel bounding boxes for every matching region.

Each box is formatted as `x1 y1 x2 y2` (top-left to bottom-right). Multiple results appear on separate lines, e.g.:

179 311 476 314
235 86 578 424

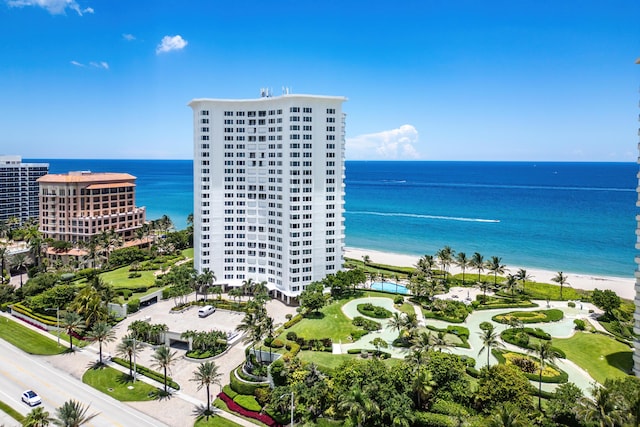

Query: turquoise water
370 281 409 294
31 159 637 277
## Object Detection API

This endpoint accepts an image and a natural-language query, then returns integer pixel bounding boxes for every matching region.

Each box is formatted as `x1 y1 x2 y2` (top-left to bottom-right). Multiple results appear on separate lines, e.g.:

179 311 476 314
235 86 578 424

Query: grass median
0 317 66 355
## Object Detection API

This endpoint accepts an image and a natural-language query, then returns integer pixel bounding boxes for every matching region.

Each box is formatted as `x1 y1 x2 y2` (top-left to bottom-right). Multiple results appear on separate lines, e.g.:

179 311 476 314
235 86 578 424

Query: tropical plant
503 274 519 298
337 385 380 427
530 340 557 410
551 271 570 300
23 406 53 427
412 367 436 409
470 252 485 283
86 321 116 365
151 345 178 393
115 334 141 378
12 252 29 287
436 246 454 278
69 286 108 328
60 311 85 351
576 384 628 427
486 256 506 286
52 400 99 427
515 269 532 295
478 325 504 367
191 361 221 416
486 402 531 427
455 251 469 284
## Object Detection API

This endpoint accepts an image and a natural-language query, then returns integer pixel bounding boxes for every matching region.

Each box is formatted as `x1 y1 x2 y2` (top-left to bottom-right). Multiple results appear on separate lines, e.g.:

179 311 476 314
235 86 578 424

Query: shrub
254 387 271 406
233 395 262 412
356 303 392 319
511 356 537 374
413 411 458 427
285 313 292 320
574 319 586 330
222 385 238 399
127 299 140 314
479 321 494 331
430 399 469 417
351 329 369 340
111 357 180 390
286 331 297 341
283 314 303 328
270 338 285 349
394 295 404 305
229 368 269 395
568 301 576 308
352 316 381 331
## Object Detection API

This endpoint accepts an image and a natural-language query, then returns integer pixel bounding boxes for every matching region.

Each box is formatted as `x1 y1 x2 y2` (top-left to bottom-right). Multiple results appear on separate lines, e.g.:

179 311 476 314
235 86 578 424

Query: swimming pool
370 281 409 294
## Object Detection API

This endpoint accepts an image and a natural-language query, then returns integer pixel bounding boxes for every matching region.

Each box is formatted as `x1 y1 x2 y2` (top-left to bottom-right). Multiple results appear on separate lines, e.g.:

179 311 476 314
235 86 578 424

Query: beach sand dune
345 247 636 301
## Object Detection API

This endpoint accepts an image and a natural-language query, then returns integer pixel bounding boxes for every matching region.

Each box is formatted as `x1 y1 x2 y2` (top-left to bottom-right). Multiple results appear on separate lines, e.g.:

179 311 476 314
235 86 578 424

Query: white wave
349 211 500 223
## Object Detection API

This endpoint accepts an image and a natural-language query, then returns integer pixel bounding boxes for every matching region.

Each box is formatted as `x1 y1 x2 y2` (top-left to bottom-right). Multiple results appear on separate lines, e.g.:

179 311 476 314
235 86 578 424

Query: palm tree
412 367 436 409
61 312 85 351
191 361 221 415
151 345 178 393
530 341 557 411
0 243 7 284
337 386 379 427
487 403 531 427
416 254 436 276
486 256 506 286
504 274 519 298
410 331 433 354
69 286 107 328
362 254 371 265
551 271 570 300
436 246 454 278
455 252 469 285
576 384 628 427
387 312 405 336
24 225 43 269
515 268 532 296
116 334 140 378
52 400 99 427
470 252 485 283
24 406 53 427
87 321 116 365
478 325 504 367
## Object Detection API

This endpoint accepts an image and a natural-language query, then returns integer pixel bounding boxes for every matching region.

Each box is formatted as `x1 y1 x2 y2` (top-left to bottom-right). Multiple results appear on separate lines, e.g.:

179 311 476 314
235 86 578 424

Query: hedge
218 392 278 426
233 394 262 412
346 348 391 359
492 350 568 383
283 314 303 328
474 301 538 310
352 316 381 331
11 303 57 326
492 309 564 324
356 303 392 319
426 325 471 348
229 367 269 396
111 357 180 390
422 311 465 324
430 399 470 417
500 328 566 358
222 385 238 399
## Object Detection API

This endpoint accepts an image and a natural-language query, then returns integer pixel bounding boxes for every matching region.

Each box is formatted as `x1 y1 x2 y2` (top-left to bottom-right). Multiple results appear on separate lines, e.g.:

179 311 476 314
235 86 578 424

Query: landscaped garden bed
492 309 563 324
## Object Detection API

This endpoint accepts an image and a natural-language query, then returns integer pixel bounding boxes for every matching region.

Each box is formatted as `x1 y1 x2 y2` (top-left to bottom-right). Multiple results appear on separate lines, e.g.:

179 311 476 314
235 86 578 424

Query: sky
1 0 639 161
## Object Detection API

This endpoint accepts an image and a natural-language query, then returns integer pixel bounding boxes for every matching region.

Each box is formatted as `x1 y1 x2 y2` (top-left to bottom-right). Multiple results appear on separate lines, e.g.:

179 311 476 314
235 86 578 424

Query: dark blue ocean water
29 159 637 277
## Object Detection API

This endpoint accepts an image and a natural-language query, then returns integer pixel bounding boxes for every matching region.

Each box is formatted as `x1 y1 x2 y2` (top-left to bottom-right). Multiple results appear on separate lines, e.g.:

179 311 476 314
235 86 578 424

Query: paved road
0 339 169 427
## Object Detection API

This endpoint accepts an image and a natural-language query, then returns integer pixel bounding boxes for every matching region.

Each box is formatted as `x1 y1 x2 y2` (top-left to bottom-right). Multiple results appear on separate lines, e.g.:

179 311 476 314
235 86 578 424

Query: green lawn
100 265 157 289
298 350 403 372
0 399 24 423
284 300 357 342
194 414 243 427
553 332 633 384
82 365 160 401
522 281 585 301
0 317 66 355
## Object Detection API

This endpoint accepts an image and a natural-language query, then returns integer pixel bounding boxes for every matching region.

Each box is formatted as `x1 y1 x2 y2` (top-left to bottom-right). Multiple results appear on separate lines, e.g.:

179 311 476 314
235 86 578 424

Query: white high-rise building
189 93 347 303
0 155 49 225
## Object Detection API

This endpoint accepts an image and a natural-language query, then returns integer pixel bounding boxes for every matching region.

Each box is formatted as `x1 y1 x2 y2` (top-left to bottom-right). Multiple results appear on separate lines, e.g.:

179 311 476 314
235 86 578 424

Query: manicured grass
522 281 585 301
298 350 403 372
182 248 194 258
553 332 633 384
397 302 415 316
212 398 260 427
285 300 357 342
0 317 66 355
194 414 243 427
0 399 24 423
82 365 159 401
493 309 563 324
100 265 157 289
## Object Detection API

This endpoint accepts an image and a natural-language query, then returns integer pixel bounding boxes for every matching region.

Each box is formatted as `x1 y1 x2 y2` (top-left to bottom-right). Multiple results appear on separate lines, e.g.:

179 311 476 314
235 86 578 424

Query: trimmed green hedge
11 303 57 326
229 367 269 396
283 314 303 329
222 385 237 399
356 303 392 319
492 350 568 383
346 348 391 359
474 301 538 310
111 357 180 390
500 328 566 358
352 316 381 331
233 395 262 412
492 309 564 324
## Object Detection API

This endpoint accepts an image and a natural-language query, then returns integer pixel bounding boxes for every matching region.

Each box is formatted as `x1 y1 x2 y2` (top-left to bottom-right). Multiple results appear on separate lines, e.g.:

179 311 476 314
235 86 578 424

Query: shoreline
345 247 636 301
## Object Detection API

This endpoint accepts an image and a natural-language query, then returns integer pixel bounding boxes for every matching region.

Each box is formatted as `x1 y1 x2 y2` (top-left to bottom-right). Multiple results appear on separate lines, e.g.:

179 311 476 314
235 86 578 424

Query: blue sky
1 0 638 161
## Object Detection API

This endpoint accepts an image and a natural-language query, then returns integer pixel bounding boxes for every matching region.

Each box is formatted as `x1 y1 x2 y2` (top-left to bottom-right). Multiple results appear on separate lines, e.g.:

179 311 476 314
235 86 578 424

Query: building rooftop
37 172 136 184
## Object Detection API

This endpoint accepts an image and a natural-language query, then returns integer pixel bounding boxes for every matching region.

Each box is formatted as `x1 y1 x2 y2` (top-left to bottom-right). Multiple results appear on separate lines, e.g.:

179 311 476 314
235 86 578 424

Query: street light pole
280 392 294 426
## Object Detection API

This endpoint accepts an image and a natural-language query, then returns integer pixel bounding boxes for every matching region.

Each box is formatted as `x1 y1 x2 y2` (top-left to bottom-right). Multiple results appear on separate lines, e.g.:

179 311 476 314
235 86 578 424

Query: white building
0 155 49 225
189 93 347 303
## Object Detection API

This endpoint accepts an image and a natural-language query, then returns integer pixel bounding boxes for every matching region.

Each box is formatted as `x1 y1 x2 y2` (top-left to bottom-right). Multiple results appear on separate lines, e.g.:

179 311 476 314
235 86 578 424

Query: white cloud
156 35 188 54
6 0 93 15
122 33 135 41
346 125 422 160
71 60 108 70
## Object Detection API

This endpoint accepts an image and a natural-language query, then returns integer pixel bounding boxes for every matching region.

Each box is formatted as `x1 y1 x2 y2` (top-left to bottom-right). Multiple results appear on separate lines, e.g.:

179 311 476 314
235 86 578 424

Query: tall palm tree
478 325 504 368
515 269 532 296
551 271 570 300
576 385 628 427
470 252 485 283
116 334 140 378
191 361 221 415
52 400 99 427
387 312 405 336
151 345 178 393
412 367 436 409
410 331 433 355
486 402 531 427
24 406 53 427
436 246 454 278
61 312 85 351
504 274 519 298
87 321 116 365
0 243 7 284
69 286 107 328
530 341 557 411
337 386 379 427
416 254 436 276
486 256 506 286
24 225 43 269
455 252 469 285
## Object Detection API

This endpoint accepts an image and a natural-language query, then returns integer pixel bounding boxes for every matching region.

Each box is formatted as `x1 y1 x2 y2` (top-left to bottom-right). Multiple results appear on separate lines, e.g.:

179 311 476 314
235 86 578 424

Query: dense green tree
470 252 485 283
412 366 436 409
298 281 325 314
546 382 583 426
52 400 99 427
486 402 532 427
23 406 53 427
576 384 628 427
69 286 108 328
515 269 532 296
475 365 533 413
604 376 640 426
60 311 85 351
591 288 621 320
337 385 380 427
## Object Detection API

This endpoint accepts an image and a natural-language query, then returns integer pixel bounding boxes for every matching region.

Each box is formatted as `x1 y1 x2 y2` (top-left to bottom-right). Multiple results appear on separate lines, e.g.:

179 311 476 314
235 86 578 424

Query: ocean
29 159 637 278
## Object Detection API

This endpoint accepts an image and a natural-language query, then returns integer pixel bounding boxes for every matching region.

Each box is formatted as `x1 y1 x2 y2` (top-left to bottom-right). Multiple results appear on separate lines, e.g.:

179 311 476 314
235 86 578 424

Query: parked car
198 305 215 317
21 390 41 406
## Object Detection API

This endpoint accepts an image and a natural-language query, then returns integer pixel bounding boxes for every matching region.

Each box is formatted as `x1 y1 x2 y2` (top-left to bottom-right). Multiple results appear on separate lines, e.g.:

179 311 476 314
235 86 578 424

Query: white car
21 390 41 406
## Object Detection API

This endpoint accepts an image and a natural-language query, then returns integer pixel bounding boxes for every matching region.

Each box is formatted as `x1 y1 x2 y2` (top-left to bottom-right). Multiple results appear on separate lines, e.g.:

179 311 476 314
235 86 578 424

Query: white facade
0 155 49 224
189 94 346 301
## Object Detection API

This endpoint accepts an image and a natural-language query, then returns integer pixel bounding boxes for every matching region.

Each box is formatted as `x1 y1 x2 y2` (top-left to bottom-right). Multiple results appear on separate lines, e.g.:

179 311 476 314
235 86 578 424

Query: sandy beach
345 247 637 301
